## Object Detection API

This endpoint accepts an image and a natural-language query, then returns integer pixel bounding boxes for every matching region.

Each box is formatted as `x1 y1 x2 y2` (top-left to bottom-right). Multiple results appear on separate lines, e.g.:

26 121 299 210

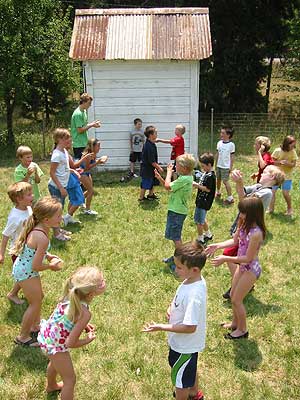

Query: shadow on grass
267 212 297 224
5 301 28 325
138 199 160 210
7 345 47 373
232 338 262 371
245 293 282 317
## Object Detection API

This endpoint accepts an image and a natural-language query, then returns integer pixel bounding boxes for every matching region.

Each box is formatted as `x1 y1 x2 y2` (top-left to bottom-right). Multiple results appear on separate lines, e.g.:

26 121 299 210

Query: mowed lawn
0 155 300 400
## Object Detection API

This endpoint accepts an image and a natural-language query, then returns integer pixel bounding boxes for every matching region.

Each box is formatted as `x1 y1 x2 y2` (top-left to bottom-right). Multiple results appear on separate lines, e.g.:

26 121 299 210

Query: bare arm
0 235 9 263
156 138 171 144
143 322 196 334
230 153 234 171
77 120 101 134
66 307 95 348
231 169 245 201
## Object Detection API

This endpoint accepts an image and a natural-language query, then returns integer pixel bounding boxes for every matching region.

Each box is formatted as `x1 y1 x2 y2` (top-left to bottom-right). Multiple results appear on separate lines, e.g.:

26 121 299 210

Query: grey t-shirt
244 184 272 210
130 129 144 152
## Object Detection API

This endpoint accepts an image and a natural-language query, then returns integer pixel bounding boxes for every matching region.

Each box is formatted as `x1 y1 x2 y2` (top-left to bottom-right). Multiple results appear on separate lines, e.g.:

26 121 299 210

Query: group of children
0 116 297 400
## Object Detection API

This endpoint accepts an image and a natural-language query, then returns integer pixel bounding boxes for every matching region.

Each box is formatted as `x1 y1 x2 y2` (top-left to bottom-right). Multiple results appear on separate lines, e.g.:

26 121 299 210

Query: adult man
70 93 101 159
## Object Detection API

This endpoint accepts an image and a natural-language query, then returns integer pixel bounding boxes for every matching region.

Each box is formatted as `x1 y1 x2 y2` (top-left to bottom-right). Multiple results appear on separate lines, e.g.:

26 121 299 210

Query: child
155 154 195 269
251 136 273 183
129 118 144 178
139 126 163 201
80 138 108 215
48 128 79 239
269 135 298 216
38 265 106 399
221 165 285 299
14 145 44 201
156 124 185 178
193 153 216 244
143 241 207 400
0 182 33 305
11 196 63 346
206 197 266 340
215 126 235 204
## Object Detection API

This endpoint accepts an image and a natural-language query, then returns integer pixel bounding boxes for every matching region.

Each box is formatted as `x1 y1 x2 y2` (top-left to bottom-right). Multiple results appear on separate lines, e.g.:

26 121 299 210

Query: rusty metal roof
69 8 212 61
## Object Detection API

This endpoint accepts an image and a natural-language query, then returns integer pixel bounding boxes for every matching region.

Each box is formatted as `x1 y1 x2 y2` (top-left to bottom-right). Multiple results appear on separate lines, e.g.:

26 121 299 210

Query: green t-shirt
71 106 88 148
168 175 193 215
14 162 44 201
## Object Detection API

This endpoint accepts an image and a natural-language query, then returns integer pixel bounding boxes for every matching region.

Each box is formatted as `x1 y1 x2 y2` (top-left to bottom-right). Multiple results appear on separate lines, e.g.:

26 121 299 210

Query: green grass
0 155 300 399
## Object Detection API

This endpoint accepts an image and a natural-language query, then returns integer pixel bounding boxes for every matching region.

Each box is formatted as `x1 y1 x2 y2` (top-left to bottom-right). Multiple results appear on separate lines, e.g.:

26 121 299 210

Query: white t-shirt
130 129 144 152
2 207 32 250
48 149 70 188
168 278 207 354
217 140 235 169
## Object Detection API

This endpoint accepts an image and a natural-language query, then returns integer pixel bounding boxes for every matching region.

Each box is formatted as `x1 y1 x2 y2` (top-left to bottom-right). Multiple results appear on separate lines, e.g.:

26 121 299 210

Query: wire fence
199 111 300 155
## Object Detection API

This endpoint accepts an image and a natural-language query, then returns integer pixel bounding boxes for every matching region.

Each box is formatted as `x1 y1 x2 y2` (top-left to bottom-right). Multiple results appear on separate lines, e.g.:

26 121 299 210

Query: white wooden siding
84 60 199 169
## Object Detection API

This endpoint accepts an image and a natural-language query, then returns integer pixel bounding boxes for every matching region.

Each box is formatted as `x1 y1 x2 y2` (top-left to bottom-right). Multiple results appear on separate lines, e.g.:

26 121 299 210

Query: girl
206 197 266 340
80 138 108 215
251 136 273 183
38 266 106 399
12 196 63 346
269 135 298 215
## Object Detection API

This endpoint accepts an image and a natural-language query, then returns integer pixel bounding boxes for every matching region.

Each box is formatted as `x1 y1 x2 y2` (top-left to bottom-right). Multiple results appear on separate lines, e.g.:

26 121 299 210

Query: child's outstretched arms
143 322 196 334
66 306 96 348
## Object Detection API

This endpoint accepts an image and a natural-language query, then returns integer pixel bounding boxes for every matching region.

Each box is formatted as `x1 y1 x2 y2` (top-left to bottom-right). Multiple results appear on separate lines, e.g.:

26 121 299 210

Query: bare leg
268 189 277 212
17 277 43 344
196 224 204 236
80 175 93 210
175 387 190 400
7 282 24 305
46 360 64 393
227 262 237 278
68 205 79 217
216 177 221 194
47 353 76 400
139 188 146 200
223 180 232 197
130 161 134 174
282 190 292 214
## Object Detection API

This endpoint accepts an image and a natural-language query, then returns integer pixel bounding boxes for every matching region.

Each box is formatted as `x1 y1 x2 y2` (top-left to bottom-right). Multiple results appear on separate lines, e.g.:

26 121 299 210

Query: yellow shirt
271 147 298 179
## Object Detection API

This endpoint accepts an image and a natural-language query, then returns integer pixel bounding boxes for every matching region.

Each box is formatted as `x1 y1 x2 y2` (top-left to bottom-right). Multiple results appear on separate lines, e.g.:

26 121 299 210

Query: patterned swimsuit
237 227 262 278
38 301 88 355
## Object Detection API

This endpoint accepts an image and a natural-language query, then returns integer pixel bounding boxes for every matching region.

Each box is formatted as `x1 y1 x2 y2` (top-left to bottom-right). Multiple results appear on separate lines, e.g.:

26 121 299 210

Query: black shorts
129 152 142 163
168 348 198 389
73 147 85 160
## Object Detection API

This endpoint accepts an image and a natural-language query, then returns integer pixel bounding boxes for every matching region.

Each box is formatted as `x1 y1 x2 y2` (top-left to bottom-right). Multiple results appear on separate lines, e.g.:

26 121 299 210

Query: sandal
60 228 72 236
14 336 39 347
54 232 71 241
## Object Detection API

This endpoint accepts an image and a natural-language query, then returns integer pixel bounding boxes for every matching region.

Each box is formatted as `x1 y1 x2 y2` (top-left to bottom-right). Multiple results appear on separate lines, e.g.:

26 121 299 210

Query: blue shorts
67 185 85 206
165 211 186 241
194 207 207 225
141 177 154 190
168 349 198 389
48 184 66 208
272 179 292 191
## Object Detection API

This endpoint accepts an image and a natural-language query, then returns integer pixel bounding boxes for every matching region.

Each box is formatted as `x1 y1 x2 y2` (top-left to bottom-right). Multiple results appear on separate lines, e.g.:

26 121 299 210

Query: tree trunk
4 89 16 145
265 57 274 113
45 90 50 126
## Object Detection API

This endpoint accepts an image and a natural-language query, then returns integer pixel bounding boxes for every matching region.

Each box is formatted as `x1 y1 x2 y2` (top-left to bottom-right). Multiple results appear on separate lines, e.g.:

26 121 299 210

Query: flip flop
14 336 39 347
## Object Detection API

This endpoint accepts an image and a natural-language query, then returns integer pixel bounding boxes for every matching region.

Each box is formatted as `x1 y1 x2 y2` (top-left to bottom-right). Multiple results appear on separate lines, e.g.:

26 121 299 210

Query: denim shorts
165 210 186 241
48 184 66 208
194 207 207 225
141 177 154 190
168 348 198 389
272 179 292 191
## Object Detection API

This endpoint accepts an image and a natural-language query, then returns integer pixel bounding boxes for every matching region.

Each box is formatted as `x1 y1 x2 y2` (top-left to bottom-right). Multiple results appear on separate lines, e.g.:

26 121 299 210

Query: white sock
227 195 233 201
204 230 211 237
198 235 204 242
64 213 70 219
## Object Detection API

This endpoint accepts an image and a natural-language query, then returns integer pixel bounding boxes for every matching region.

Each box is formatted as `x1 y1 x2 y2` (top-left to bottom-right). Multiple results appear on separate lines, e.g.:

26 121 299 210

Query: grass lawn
0 155 300 400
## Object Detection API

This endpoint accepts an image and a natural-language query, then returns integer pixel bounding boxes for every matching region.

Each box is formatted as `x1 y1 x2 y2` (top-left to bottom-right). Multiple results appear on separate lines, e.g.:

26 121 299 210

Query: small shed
69 7 212 169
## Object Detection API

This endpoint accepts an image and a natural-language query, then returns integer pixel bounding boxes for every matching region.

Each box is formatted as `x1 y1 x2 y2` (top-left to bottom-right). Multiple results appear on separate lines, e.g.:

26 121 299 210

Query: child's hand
154 169 161 178
205 244 219 257
97 155 108 164
193 181 199 188
231 169 243 182
167 163 173 173
85 323 95 333
86 330 96 343
142 322 163 332
60 187 68 198
93 120 101 128
49 257 63 271
211 255 225 267
259 144 265 153
27 165 35 175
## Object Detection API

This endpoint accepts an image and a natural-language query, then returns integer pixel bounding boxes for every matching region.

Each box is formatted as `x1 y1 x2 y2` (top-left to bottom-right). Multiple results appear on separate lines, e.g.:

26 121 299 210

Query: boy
139 125 163 201
14 145 44 201
143 241 207 400
222 165 285 299
215 126 235 204
193 153 216 244
129 118 144 178
0 182 33 304
156 124 185 177
155 154 195 269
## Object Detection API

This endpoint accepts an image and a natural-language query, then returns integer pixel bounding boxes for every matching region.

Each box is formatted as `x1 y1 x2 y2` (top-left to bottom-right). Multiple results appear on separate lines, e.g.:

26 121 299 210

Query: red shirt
170 136 184 160
257 152 274 182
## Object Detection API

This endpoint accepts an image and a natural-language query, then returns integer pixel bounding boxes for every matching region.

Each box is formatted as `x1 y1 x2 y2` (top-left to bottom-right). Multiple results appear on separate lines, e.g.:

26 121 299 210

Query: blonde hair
82 138 100 156
176 153 195 174
265 165 285 186
16 145 32 159
255 136 271 151
176 124 186 135
7 182 32 204
11 196 62 255
53 128 70 146
62 266 104 322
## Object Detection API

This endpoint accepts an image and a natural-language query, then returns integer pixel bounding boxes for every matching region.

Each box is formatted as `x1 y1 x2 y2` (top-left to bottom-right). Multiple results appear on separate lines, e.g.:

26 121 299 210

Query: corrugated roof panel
69 8 212 61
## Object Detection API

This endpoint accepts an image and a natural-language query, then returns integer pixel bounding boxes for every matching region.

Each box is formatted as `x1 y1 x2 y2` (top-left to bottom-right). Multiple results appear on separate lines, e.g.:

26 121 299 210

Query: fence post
210 108 214 152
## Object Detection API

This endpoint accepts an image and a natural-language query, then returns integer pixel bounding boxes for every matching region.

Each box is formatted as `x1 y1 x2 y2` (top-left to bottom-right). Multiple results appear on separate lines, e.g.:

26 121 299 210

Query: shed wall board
84 60 199 169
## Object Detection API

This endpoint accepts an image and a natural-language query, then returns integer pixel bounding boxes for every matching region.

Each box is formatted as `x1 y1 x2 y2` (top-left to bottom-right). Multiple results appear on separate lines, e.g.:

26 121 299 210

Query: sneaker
84 209 98 215
54 232 71 241
204 233 213 242
223 198 234 205
62 215 70 226
223 287 231 299
189 390 204 400
147 194 159 200
133 173 139 178
163 256 174 264
67 216 81 224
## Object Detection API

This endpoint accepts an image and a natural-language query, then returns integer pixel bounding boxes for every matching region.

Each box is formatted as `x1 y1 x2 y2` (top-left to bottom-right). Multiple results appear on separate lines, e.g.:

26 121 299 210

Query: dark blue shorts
67 185 85 206
165 210 186 241
168 348 198 389
141 177 154 190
